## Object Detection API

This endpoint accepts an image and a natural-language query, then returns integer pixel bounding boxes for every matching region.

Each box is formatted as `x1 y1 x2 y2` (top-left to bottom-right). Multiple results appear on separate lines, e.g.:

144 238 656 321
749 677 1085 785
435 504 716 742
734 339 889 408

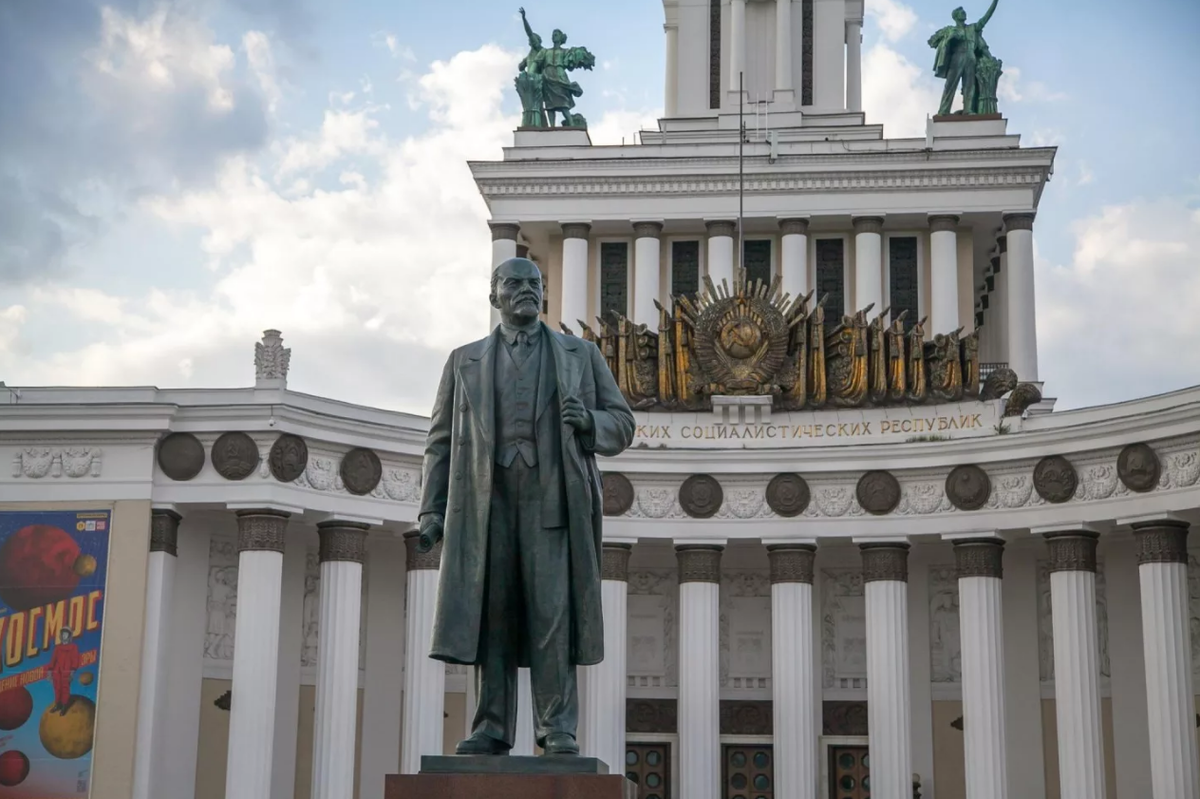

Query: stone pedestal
385 757 636 799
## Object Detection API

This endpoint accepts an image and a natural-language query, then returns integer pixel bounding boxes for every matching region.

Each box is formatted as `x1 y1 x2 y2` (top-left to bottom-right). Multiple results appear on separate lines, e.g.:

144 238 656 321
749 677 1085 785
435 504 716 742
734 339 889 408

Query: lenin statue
417 257 635 756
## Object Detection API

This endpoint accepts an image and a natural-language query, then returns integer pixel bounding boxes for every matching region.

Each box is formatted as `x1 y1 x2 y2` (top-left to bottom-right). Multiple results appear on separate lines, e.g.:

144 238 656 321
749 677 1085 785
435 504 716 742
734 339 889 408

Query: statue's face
952 7 966 22
491 258 543 325
552 29 566 46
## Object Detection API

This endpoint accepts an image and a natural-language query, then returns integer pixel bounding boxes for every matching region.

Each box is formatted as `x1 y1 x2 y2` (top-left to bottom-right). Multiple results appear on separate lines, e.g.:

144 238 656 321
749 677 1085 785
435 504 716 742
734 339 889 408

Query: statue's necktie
512 331 532 367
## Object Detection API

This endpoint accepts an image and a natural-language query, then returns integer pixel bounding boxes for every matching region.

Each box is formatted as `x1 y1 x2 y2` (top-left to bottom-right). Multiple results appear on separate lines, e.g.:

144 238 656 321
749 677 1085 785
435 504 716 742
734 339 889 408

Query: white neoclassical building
2 3 1199 799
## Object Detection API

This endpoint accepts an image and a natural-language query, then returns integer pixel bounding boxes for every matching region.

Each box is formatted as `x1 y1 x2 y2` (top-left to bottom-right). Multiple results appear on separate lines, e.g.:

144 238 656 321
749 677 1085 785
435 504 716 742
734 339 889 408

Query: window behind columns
743 239 772 291
816 238 846 318
709 0 721 109
802 0 814 106
888 236 919 331
600 242 630 322
671 240 701 302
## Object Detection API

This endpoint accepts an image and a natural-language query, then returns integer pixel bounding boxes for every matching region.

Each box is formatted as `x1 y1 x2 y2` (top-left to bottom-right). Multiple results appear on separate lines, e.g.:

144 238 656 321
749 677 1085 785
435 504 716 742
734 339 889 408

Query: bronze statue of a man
417 257 635 756
929 0 999 116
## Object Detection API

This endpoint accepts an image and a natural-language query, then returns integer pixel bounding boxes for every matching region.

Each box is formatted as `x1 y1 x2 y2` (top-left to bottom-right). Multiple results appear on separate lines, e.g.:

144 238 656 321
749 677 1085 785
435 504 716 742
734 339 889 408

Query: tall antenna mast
738 71 745 274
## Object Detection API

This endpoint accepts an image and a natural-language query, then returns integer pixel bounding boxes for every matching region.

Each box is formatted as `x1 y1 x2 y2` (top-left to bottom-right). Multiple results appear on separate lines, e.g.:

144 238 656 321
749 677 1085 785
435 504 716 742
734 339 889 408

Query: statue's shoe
455 733 510 755
541 732 579 756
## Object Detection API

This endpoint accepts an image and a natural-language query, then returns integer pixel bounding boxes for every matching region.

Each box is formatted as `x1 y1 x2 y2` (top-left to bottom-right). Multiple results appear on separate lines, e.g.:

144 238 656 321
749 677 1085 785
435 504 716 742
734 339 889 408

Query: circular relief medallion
602 473 635 516
268 434 309 483
765 473 810 517
1033 455 1078 504
340 447 382 495
157 432 205 481
856 470 901 515
679 474 723 519
945 464 991 511
1117 443 1160 493
211 432 261 481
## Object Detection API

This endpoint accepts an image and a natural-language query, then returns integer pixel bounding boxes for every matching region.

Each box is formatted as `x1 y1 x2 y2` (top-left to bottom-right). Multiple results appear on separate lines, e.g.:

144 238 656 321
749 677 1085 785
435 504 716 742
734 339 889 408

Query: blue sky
1 0 1197 413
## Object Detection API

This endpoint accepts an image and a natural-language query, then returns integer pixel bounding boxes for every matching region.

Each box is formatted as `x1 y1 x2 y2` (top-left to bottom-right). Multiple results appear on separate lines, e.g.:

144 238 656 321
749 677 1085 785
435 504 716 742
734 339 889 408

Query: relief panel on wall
205 536 239 662
928 565 962 684
1037 559 1111 682
628 569 678 689
821 568 868 690
301 548 370 672
720 571 772 690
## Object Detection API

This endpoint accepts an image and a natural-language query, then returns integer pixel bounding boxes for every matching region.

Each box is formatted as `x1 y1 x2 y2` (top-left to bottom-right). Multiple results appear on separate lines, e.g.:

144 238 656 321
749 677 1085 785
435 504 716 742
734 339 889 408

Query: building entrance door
828 745 870 799
624 742 670 799
722 744 774 799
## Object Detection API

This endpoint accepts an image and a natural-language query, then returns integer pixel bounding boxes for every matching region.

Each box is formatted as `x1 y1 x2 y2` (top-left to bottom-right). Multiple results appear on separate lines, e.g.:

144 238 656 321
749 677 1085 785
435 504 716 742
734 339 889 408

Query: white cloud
588 108 663 146
373 31 416 61
1077 161 1094 186
997 65 1066 104
1027 128 1065 147
274 107 385 177
865 0 918 42
243 31 280 112
862 43 941 138
1038 198 1200 408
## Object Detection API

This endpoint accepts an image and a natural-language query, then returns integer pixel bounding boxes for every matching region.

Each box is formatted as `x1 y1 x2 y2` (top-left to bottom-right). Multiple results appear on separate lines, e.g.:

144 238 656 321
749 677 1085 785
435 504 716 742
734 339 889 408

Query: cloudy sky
1 0 1197 414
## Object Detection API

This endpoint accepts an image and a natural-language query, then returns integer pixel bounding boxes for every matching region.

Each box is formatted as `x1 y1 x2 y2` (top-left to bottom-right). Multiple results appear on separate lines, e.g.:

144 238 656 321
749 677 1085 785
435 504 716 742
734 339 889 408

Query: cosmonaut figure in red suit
48 628 80 715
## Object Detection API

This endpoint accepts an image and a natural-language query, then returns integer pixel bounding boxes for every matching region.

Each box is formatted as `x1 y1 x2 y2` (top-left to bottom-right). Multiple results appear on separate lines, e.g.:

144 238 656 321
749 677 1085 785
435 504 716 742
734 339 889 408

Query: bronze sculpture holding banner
516 7 596 129
929 0 1003 117
417 257 634 758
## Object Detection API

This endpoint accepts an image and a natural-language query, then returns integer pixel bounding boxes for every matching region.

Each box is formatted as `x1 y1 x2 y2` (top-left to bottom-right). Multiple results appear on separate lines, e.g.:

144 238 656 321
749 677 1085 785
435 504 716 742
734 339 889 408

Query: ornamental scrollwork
12 447 103 479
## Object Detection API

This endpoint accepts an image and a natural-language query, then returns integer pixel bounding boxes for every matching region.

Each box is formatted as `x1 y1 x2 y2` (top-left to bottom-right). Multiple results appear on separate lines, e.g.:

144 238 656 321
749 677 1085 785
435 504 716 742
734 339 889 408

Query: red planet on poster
0 685 34 730
0 525 84 612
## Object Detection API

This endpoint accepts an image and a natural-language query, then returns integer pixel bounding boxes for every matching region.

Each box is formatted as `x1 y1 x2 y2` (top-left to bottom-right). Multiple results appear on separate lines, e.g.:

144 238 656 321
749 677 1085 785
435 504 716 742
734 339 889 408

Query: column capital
602 543 633 581
235 509 289 553
632 220 665 239
953 537 1005 579
705 219 737 239
767 545 816 584
928 214 960 233
402 529 442 570
852 215 885 235
561 222 592 240
1003 212 1036 232
778 217 811 236
150 508 182 556
1132 519 1189 565
676 545 723 583
488 222 520 242
317 520 370 564
859 542 910 583
1043 530 1100 573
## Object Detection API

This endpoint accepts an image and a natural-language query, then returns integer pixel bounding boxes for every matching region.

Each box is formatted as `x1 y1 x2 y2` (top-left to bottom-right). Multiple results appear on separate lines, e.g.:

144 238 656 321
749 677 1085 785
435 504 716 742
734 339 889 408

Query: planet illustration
0 750 30 786
0 525 83 611
78 670 95 686
74 554 97 578
39 696 95 759
0 686 33 730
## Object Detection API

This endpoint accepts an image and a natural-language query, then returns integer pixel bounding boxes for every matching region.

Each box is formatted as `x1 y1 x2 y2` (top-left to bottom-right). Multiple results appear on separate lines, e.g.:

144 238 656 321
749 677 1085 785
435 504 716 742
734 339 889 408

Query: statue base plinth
933 113 1002 121
513 127 593 148
385 758 636 799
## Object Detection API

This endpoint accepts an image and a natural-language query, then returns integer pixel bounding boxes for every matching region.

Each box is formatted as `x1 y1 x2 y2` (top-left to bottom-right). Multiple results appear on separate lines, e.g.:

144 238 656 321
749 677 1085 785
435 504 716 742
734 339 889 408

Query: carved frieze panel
205 536 239 661
719 700 773 735
720 571 772 689
821 568 868 690
13 447 104 479
823 701 869 736
627 698 677 733
302 548 370 671
1036 558 1110 682
928 565 962 684
627 569 679 688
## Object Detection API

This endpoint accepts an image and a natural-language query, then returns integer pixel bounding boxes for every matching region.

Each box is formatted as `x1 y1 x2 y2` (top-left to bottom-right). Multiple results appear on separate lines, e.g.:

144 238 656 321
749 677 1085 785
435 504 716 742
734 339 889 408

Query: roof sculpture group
929 0 1004 117
564 271 1041 418
515 7 595 129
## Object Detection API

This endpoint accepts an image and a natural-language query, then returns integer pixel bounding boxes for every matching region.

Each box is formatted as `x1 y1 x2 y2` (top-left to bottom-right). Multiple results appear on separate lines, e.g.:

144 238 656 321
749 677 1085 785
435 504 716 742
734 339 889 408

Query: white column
768 545 818 799
132 509 181 799
311 522 368 799
583 543 631 770
729 0 746 101
706 220 736 290
224 510 290 799
779 217 810 302
1132 519 1200 799
1004 213 1039 382
665 24 679 118
560 223 591 332
401 531 445 773
861 542 912 799
513 671 536 755
775 0 794 97
853 216 885 314
1042 530 1106 799
953 538 1009 799
633 222 664 328
929 215 961 336
271 529 306 799
677 545 723 799
846 19 863 112
360 537 406 798
489 222 520 332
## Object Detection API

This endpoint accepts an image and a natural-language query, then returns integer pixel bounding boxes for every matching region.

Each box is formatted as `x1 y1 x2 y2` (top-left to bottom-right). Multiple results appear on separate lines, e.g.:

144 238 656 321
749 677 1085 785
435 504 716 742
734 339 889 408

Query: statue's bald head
490 257 543 325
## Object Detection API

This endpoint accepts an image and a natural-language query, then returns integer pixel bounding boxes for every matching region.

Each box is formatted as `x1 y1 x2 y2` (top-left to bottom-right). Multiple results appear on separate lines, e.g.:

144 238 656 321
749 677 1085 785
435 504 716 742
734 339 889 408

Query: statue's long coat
419 323 635 667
